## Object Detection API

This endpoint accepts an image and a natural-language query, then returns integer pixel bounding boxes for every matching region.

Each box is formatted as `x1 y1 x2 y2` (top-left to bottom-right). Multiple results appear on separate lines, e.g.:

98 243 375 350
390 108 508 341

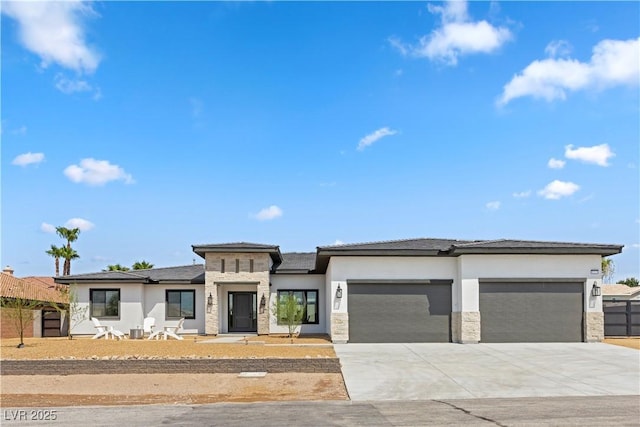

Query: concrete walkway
335 343 640 401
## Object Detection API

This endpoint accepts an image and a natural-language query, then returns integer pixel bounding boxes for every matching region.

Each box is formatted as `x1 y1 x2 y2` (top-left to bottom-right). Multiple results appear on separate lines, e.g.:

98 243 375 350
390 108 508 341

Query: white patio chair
144 317 159 340
162 318 185 340
91 317 126 340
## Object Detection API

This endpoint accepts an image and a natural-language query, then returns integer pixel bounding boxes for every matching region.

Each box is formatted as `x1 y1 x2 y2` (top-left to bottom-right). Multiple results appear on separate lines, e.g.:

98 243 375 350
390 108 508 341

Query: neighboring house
54 238 622 343
602 284 640 337
1 267 69 338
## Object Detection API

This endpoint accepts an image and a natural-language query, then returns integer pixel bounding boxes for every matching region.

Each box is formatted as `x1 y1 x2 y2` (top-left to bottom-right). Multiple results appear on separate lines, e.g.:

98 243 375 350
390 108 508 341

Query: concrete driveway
335 343 640 401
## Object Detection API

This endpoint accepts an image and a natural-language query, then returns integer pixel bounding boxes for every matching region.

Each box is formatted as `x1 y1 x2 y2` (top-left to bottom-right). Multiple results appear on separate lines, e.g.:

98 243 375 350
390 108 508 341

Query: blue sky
2 1 638 280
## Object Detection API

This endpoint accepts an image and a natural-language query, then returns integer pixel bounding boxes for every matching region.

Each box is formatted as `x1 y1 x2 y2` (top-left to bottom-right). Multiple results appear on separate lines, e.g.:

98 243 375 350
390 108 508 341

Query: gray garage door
348 282 451 343
479 281 584 343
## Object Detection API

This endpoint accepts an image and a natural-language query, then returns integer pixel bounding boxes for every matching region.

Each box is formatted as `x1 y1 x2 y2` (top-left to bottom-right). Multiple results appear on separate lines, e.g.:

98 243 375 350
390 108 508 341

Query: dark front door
229 292 257 332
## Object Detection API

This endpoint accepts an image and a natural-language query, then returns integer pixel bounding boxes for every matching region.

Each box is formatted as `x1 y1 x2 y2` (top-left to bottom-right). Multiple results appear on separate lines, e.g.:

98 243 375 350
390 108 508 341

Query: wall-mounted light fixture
336 284 343 299
259 294 267 314
207 293 213 306
591 282 601 297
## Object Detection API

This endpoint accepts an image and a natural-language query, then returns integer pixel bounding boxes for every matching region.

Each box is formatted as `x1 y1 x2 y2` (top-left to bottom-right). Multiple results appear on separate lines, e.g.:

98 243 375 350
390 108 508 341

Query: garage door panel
348 283 451 343
480 282 583 343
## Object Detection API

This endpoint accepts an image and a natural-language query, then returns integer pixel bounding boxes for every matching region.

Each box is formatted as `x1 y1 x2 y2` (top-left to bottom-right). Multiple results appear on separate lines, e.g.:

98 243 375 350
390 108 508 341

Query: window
249 259 254 273
276 290 319 324
166 290 196 319
235 258 240 273
220 259 225 273
90 289 120 318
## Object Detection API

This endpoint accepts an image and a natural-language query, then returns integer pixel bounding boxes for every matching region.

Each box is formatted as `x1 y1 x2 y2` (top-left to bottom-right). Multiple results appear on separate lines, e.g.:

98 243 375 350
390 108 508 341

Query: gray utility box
129 328 144 339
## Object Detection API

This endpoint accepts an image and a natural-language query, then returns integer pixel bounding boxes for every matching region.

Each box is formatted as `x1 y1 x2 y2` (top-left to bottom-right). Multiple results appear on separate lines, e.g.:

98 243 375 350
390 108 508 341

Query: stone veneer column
452 311 480 343
204 252 271 336
584 312 604 342
330 313 349 343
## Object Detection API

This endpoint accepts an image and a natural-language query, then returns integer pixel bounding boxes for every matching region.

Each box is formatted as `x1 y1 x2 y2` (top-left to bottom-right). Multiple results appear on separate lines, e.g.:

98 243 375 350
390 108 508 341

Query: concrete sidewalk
335 343 640 401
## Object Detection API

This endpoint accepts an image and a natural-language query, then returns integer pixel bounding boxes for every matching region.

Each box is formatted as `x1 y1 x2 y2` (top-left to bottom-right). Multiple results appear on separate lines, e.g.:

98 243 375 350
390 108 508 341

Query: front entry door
229 292 257 332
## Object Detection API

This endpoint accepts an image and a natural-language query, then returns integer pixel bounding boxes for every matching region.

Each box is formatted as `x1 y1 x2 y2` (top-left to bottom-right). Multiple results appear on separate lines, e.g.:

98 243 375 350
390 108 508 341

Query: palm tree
58 246 79 275
45 245 65 276
132 260 154 270
56 227 80 276
106 264 130 272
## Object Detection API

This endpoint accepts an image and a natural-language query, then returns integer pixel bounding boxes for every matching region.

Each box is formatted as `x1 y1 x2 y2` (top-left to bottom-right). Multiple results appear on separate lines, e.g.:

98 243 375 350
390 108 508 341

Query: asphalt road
3 395 639 426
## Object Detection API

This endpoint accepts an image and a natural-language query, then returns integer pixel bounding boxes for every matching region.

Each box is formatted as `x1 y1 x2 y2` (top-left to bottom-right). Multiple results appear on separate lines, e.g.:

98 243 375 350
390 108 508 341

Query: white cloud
632 243 640 249
54 74 91 92
64 158 134 186
537 180 580 200
64 217 95 231
358 127 398 151
544 40 572 58
565 144 615 167
512 190 531 198
253 205 283 221
485 201 501 210
333 240 345 246
390 1 511 66
498 37 639 106
547 158 566 169
40 222 56 234
1 1 101 74
189 97 203 118
12 152 45 167
11 125 28 136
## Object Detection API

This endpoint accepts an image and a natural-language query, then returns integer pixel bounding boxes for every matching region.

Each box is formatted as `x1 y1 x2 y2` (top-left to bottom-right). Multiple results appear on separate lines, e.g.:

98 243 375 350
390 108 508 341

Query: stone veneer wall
204 252 271 335
452 311 480 343
330 312 349 343
584 311 604 342
0 358 342 375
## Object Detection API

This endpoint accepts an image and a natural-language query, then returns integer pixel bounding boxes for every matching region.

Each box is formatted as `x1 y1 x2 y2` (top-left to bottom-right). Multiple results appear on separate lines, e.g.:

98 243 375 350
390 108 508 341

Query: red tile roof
0 273 68 304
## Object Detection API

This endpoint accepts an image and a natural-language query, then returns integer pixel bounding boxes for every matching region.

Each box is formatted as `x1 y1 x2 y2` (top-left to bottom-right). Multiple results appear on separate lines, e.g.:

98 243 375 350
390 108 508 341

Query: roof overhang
449 246 624 256
192 244 283 265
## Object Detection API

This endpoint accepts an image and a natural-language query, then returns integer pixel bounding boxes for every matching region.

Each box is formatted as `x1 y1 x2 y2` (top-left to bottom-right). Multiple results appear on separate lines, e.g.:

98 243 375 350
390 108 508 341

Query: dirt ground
603 337 640 350
0 336 335 360
0 336 345 407
0 373 349 407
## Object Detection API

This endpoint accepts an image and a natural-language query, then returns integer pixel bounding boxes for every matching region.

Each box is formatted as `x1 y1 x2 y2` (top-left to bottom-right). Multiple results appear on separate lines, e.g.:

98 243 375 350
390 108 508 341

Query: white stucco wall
72 283 145 335
458 254 603 312
326 256 458 313
270 274 326 334
72 283 205 335
143 284 205 334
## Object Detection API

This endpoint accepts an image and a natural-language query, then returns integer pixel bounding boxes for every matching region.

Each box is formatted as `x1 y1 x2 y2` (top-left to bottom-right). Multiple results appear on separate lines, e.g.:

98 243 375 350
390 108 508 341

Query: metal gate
604 301 640 336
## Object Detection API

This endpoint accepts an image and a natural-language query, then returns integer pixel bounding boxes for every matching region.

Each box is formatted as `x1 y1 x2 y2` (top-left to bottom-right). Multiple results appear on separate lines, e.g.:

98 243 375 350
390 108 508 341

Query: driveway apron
334 343 640 401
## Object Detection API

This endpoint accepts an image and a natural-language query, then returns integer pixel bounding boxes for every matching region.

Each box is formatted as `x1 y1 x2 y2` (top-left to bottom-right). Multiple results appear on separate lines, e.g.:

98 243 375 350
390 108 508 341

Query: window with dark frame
235 258 240 273
221 259 225 273
276 290 319 324
166 290 196 319
90 289 120 318
249 259 254 273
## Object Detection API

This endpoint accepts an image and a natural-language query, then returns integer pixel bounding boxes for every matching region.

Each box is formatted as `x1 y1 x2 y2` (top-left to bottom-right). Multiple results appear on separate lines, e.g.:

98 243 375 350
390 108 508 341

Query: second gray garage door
479 281 584 343
348 282 451 343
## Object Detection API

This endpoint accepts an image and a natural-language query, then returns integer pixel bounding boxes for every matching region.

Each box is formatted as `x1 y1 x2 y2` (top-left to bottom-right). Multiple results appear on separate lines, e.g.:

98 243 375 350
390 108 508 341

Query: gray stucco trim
213 281 260 286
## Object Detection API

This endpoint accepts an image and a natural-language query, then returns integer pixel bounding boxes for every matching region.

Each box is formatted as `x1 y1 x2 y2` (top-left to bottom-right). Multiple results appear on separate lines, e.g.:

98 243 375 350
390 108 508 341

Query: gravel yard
1 336 335 360
0 336 346 407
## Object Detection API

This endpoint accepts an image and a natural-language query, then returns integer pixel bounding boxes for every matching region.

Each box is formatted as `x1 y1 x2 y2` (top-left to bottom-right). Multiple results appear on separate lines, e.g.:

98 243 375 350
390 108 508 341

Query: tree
271 292 303 343
49 284 87 340
58 246 79 276
132 260 154 270
617 277 639 287
0 280 41 348
602 258 615 283
105 264 130 271
45 245 64 276
55 227 80 276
